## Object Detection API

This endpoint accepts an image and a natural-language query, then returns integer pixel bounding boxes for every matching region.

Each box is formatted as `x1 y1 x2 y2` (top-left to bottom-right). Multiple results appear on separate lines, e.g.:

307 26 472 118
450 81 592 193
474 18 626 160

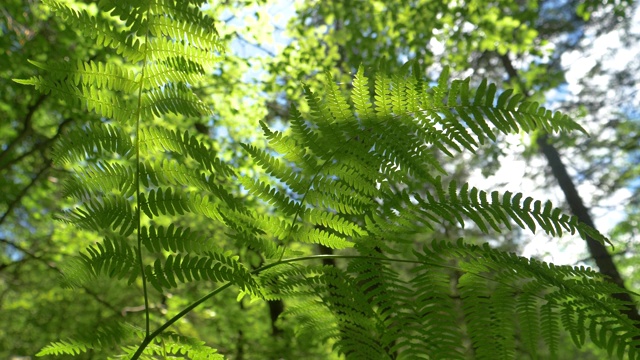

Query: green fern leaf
37 322 141 356
80 236 139 283
52 122 133 165
55 195 136 237
541 301 561 360
141 224 216 254
62 161 136 200
145 251 257 294
352 65 375 119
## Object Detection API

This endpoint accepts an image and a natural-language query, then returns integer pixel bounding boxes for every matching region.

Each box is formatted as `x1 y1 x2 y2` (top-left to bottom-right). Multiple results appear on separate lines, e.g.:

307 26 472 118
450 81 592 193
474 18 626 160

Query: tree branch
0 236 122 316
0 94 47 167
0 117 73 172
0 164 49 226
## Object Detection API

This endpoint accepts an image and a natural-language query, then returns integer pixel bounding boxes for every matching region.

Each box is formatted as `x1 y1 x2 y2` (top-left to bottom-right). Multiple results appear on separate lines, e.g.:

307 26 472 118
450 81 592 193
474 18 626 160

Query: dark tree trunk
498 53 640 324
537 134 640 323
267 299 284 336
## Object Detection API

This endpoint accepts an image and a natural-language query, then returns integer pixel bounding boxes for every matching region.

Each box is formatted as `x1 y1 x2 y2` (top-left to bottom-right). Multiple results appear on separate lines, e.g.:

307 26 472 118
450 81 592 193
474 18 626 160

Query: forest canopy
1 0 640 359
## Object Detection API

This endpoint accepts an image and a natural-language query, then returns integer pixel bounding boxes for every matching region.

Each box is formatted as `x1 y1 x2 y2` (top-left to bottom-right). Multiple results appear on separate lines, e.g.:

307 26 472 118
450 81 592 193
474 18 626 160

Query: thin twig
0 164 49 226
0 94 47 166
0 237 122 316
0 117 73 172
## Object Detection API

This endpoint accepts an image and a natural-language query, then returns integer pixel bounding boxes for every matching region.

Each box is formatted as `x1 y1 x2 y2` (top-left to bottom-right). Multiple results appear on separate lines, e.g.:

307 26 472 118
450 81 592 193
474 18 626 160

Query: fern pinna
16 0 640 359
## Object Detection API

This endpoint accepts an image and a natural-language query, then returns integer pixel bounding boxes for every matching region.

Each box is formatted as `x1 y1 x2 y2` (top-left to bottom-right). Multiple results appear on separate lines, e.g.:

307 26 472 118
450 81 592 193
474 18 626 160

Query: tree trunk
537 134 640 323
499 53 640 324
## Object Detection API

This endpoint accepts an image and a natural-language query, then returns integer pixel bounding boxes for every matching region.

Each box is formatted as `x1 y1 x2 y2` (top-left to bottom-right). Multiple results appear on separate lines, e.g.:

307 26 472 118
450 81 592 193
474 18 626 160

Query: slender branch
0 237 39 262
135 30 152 338
121 302 167 317
0 237 122 316
0 117 73 172
0 94 47 166
235 33 276 57
0 256 30 272
0 164 49 226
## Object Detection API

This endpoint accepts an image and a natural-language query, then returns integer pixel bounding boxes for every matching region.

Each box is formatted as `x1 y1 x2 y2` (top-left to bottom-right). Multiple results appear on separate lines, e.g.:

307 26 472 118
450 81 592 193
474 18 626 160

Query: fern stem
130 251 573 358
130 254 430 358
131 283 233 359
135 29 151 338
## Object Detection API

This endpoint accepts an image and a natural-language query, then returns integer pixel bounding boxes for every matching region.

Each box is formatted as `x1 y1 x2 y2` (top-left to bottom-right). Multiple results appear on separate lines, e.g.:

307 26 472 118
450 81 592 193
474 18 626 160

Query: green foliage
37 323 224 359
15 0 640 359
36 322 140 356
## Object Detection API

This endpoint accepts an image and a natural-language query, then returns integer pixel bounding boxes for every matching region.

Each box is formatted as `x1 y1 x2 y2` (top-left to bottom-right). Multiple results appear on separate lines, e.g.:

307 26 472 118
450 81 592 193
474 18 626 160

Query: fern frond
20 0 635 355
28 59 138 93
138 159 239 212
37 339 89 356
259 264 321 299
20 0 222 126
239 176 302 216
324 72 355 123
250 66 610 266
139 187 221 221
516 291 541 357
149 15 220 52
40 0 145 62
240 142 310 194
14 77 137 124
407 178 609 244
292 225 355 249
302 209 367 238
79 236 139 284
347 255 415 355
57 256 96 289
260 263 393 357
143 61 205 89
56 195 136 237
351 66 375 120
140 224 216 254
139 126 234 177
374 72 393 118
145 251 258 294
418 240 640 359
125 331 224 359
97 0 221 50
458 271 497 358
220 211 283 258
146 36 221 66
381 64 585 155
318 267 388 359
52 122 133 165
272 239 640 359
402 263 466 359
62 161 136 200
141 83 211 118
139 158 198 189
541 301 561 360
37 322 141 356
